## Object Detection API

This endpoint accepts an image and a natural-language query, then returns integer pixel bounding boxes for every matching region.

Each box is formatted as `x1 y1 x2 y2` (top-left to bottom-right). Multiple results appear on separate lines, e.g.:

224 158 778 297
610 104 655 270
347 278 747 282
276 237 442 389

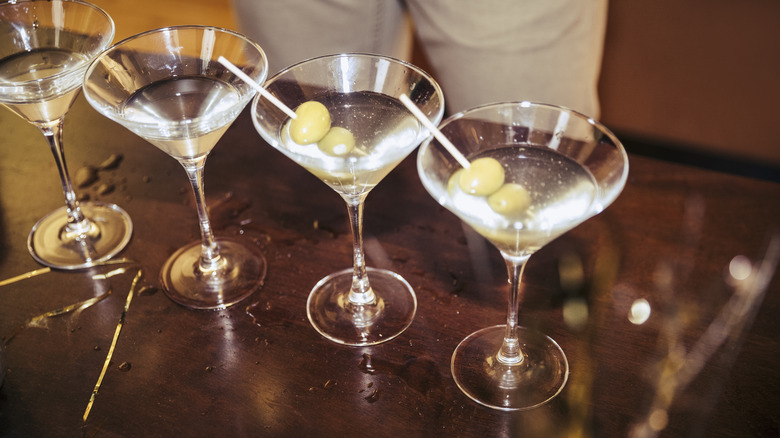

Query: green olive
317 127 355 156
448 168 464 195
487 183 531 216
289 101 331 144
458 157 505 196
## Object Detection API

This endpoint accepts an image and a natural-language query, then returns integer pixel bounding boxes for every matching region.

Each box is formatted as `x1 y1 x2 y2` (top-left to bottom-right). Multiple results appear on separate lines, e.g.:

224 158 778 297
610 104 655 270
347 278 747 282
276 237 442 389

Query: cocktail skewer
399 94 471 169
218 56 297 120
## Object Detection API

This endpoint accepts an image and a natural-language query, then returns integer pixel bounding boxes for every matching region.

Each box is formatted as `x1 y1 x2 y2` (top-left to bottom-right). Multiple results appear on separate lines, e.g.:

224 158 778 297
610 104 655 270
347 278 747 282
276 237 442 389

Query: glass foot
307 267 417 346
451 325 568 411
27 202 133 270
160 237 266 310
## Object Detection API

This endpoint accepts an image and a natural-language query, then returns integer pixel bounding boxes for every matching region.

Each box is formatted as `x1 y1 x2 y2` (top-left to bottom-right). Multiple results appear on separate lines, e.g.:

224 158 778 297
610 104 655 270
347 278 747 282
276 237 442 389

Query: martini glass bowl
0 0 132 269
83 26 268 309
417 101 628 410
251 53 444 346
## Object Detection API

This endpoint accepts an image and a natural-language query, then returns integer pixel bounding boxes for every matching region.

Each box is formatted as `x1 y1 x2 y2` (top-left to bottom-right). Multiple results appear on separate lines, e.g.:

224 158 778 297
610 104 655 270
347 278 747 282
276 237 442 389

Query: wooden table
1 97 778 437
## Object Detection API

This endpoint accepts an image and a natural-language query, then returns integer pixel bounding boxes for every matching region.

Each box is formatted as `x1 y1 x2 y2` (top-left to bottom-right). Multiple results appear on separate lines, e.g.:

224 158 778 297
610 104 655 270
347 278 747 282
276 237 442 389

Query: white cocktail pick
399 94 470 169
217 56 298 120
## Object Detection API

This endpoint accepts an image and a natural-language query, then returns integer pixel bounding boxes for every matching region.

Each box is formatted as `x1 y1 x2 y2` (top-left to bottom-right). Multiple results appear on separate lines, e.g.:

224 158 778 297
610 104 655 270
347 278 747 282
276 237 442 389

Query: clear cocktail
417 101 628 410
252 53 444 346
84 26 268 309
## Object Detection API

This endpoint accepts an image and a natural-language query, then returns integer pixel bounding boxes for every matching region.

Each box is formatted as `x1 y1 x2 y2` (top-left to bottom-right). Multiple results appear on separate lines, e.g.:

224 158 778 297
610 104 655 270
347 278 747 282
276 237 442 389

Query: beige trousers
232 0 607 117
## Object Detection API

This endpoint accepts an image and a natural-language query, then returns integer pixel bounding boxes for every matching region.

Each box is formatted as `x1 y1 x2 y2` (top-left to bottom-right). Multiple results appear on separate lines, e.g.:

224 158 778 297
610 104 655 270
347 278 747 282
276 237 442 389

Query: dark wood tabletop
1 96 778 438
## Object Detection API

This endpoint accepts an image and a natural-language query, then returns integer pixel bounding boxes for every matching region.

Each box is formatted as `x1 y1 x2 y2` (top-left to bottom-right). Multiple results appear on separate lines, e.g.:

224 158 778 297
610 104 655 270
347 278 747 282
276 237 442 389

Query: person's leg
407 0 608 117
231 0 409 74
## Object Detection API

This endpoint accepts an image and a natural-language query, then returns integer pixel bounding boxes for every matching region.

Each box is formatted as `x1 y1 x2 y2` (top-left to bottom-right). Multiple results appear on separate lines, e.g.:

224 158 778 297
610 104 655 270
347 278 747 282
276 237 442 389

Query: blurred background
89 0 780 179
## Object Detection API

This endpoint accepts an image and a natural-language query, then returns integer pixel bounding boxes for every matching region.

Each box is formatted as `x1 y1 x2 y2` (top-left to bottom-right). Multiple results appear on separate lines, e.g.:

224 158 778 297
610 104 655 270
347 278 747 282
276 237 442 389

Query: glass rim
439 100 626 152
95 24 262 58
264 51 440 87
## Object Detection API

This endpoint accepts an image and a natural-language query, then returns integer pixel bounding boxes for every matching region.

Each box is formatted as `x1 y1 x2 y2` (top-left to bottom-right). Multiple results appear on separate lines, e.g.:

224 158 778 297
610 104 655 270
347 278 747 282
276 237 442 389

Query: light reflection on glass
648 408 669 432
628 298 651 325
728 255 752 281
563 298 588 330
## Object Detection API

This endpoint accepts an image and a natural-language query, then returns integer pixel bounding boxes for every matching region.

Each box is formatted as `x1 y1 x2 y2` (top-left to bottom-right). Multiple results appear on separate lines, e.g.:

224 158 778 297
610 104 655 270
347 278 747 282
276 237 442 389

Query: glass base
27 202 133 270
307 267 417 346
160 237 267 310
451 325 568 411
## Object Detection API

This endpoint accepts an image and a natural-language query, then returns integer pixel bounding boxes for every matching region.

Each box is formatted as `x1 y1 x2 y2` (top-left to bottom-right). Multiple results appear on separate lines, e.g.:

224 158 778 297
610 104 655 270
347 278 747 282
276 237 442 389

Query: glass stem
181 158 221 272
39 119 89 233
345 194 374 305
498 253 532 365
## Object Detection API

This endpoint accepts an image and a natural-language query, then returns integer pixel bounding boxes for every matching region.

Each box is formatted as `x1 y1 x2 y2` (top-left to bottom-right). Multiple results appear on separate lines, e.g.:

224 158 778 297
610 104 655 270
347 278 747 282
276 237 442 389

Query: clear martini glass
83 26 268 309
251 53 444 346
0 0 132 269
417 102 628 410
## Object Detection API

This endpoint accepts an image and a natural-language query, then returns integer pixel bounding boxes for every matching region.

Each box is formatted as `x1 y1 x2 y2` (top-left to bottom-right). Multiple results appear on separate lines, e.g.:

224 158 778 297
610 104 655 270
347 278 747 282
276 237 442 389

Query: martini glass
251 53 444 346
83 26 268 309
0 0 132 269
417 102 628 410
